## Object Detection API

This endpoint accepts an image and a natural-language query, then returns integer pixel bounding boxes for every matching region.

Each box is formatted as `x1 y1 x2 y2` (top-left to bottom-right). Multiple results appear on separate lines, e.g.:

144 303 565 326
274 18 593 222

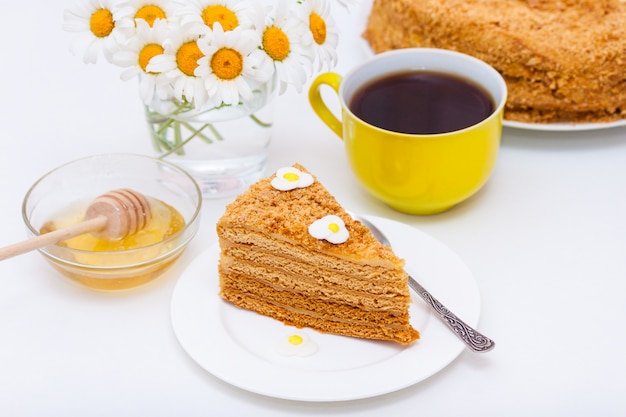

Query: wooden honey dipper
0 189 151 261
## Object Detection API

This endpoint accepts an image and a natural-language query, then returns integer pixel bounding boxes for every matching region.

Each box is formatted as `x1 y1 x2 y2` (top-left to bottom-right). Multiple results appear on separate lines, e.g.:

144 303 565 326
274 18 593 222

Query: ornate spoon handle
350 213 495 353
408 277 495 352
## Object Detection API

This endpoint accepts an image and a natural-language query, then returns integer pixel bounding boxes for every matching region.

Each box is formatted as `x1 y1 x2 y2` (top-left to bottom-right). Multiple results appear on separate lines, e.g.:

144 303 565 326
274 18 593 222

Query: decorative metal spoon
353 214 495 353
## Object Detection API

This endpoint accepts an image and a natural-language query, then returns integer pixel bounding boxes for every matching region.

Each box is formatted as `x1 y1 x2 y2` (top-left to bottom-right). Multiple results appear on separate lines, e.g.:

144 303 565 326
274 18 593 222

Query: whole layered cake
216 164 419 344
363 0 626 124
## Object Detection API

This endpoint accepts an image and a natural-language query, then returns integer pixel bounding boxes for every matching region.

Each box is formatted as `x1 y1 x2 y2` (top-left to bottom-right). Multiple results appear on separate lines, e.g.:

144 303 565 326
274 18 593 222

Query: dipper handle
0 216 107 261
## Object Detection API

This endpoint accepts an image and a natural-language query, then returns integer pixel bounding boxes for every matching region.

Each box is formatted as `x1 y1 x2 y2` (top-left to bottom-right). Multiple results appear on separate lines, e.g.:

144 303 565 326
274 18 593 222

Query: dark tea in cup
349 71 495 135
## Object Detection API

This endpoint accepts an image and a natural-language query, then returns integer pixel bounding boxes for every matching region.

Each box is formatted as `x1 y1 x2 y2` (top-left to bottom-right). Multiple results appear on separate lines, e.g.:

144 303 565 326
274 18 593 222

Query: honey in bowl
40 197 186 290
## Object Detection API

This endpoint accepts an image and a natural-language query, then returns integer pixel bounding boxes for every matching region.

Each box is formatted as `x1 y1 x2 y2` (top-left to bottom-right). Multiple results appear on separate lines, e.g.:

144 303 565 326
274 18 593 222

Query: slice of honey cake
216 164 419 345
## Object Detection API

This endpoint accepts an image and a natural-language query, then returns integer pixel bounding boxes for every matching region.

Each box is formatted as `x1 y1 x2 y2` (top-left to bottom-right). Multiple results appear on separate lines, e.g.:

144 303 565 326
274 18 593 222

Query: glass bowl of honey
22 153 202 290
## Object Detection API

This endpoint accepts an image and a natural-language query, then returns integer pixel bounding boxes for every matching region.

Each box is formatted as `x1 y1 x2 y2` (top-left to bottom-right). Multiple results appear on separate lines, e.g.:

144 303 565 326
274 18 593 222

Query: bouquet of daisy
63 0 352 156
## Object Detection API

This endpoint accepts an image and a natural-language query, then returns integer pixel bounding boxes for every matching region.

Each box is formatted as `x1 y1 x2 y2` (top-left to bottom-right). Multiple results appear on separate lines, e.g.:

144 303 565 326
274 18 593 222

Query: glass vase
144 78 276 198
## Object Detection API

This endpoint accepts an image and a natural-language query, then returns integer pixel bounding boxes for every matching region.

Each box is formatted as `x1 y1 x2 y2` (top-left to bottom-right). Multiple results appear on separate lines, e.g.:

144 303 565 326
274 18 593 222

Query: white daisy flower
127 0 178 27
146 23 210 107
195 23 273 106
309 215 349 244
113 18 173 104
271 167 314 191
175 0 257 32
256 0 314 94
63 0 135 64
302 0 339 71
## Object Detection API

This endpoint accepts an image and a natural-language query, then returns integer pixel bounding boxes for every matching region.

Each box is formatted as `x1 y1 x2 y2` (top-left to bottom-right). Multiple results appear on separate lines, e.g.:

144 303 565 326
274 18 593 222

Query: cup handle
308 72 344 139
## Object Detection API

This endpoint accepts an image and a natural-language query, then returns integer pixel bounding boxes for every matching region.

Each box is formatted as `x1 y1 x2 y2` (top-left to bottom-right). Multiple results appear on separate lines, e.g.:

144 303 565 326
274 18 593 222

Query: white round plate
503 118 626 132
170 215 481 402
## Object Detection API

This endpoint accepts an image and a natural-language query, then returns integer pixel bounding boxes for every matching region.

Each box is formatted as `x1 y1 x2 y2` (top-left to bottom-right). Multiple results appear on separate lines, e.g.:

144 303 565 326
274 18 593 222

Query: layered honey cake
216 164 419 345
363 0 626 124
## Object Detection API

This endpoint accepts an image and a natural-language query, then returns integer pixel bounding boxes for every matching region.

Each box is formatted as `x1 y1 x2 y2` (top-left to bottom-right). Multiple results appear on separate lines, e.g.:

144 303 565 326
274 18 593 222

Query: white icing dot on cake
271 167 314 191
308 215 349 244
276 331 318 357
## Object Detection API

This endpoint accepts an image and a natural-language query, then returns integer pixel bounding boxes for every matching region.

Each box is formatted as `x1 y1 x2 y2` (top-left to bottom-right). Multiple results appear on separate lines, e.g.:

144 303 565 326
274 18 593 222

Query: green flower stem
174 119 182 152
250 114 273 128
157 122 213 158
180 121 214 144
207 124 225 141
155 117 175 135
144 95 273 158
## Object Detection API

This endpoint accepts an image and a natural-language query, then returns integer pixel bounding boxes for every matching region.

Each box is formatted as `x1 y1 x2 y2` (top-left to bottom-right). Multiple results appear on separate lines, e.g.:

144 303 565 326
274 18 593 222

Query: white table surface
2 2 625 416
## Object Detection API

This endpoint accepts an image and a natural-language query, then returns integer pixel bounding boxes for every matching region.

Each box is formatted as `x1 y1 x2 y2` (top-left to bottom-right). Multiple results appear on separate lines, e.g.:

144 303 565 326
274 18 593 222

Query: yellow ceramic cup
309 48 507 215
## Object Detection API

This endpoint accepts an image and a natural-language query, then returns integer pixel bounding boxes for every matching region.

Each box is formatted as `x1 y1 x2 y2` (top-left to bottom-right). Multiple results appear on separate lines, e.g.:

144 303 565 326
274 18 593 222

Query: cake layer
220 251 409 311
218 228 405 279
364 0 626 123
220 272 410 322
220 247 406 295
220 279 419 344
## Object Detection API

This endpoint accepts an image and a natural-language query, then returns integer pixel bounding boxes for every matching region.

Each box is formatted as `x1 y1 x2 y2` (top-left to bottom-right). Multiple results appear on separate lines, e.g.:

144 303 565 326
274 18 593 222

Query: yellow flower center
211 48 243 80
288 335 303 345
90 8 115 38
202 5 239 31
282 172 299 182
263 26 290 61
139 44 164 73
309 13 327 45
135 5 167 27
328 223 340 233
176 41 204 76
